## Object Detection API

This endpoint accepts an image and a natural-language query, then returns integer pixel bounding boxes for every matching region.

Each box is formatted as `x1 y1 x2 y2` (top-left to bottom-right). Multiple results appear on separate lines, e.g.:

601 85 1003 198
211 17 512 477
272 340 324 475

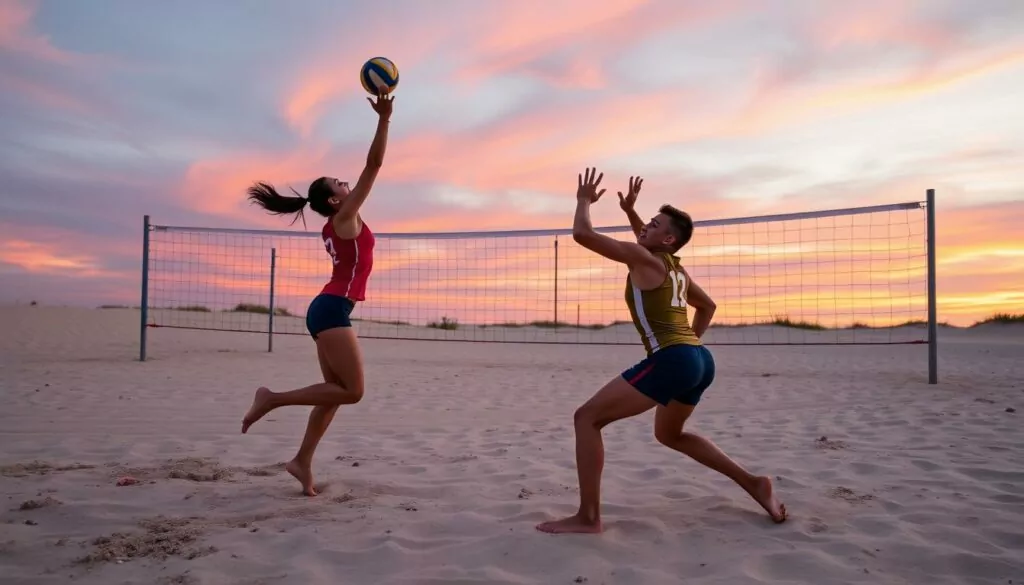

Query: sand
1 305 1022 585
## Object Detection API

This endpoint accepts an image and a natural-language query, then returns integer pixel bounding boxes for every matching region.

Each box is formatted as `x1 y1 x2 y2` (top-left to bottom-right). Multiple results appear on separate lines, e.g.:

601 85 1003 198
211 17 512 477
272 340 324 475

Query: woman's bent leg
242 327 365 495
241 328 365 434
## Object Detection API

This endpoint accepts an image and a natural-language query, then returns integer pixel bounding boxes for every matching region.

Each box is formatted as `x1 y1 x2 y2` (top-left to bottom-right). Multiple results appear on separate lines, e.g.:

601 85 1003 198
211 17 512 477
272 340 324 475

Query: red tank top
320 218 375 301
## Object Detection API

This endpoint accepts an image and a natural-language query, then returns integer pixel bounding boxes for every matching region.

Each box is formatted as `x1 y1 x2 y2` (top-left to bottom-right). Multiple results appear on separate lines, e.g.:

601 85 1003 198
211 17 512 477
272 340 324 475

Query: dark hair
246 177 336 227
659 204 694 251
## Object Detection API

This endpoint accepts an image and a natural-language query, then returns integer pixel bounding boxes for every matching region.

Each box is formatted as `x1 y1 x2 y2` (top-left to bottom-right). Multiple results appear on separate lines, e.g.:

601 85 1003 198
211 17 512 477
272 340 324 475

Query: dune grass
477 319 631 330
971 312 1024 326
351 317 411 326
229 303 294 317
174 305 212 313
427 316 459 330
768 315 827 331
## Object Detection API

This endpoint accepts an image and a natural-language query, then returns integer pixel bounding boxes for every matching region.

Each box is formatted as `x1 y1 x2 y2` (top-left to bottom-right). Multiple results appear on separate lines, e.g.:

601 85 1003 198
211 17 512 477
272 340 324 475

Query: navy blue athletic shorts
621 344 716 406
305 293 355 339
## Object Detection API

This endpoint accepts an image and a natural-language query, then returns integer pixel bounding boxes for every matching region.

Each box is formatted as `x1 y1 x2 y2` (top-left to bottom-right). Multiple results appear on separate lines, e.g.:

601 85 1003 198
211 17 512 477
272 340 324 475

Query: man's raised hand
618 175 643 211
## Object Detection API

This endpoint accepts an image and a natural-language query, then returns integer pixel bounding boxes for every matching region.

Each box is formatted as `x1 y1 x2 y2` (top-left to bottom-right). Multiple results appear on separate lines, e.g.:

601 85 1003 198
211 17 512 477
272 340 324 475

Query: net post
268 248 277 353
139 214 150 362
926 189 938 384
553 236 559 328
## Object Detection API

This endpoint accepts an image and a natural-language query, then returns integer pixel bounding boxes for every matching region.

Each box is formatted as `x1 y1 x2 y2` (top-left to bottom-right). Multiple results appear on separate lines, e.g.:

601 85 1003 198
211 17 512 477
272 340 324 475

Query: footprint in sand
76 516 217 565
0 461 95 478
113 458 284 484
826 486 875 504
814 436 848 450
16 496 62 511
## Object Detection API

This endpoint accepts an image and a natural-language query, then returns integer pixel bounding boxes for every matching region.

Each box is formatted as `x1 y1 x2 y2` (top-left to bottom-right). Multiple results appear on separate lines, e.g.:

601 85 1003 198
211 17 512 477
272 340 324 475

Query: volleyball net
139 193 938 381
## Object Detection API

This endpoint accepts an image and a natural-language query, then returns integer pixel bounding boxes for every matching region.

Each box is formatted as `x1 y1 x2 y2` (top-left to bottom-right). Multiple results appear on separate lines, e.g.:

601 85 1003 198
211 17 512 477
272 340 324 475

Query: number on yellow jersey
667 269 686 307
624 252 701 354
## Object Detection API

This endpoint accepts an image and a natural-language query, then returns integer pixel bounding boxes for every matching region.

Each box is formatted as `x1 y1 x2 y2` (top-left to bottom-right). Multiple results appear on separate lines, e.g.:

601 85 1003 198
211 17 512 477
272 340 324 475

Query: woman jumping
240 90 393 496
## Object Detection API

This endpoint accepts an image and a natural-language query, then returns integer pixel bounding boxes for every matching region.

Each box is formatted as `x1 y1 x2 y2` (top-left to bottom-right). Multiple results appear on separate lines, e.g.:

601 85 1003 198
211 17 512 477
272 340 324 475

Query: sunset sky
1 0 1022 327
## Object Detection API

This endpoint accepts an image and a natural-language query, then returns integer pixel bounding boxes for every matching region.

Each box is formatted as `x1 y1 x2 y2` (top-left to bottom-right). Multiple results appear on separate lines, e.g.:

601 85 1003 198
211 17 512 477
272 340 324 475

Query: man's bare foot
748 475 787 523
535 513 602 534
285 459 317 496
241 387 274 434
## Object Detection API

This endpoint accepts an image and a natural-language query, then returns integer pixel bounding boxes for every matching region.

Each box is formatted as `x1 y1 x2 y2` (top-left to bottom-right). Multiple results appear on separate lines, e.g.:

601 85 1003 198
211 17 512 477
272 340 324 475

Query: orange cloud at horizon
0 239 98 273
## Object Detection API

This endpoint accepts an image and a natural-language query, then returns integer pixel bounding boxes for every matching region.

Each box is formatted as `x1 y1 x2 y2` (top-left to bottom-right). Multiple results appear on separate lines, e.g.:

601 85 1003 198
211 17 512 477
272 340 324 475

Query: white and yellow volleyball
360 57 399 95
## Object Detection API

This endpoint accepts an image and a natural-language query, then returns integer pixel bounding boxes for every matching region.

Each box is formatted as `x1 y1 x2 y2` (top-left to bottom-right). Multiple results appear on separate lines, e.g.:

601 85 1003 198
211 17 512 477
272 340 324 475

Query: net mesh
145 202 929 346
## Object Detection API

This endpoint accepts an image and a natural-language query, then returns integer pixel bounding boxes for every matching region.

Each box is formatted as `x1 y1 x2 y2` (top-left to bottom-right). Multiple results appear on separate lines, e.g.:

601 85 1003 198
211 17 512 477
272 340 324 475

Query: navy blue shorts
621 344 716 406
305 293 355 339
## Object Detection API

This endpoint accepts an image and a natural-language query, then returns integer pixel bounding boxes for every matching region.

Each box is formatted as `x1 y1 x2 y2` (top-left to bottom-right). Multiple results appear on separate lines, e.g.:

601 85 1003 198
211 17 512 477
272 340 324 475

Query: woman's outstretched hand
368 89 394 121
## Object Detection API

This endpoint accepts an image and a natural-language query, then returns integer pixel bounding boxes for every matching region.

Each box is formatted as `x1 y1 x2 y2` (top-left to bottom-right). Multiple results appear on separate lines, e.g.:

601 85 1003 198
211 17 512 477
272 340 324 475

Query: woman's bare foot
535 513 603 534
285 459 317 496
241 387 274 434
748 475 787 523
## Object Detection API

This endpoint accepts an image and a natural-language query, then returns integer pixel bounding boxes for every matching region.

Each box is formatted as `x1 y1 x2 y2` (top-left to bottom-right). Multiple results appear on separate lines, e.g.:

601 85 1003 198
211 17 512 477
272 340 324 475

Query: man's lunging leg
654 403 787 523
537 406 607 533
536 376 657 534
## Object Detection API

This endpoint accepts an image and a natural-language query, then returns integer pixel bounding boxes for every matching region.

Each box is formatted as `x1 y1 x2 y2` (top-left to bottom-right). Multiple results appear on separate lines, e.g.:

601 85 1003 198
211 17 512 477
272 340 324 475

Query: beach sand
1 306 1022 584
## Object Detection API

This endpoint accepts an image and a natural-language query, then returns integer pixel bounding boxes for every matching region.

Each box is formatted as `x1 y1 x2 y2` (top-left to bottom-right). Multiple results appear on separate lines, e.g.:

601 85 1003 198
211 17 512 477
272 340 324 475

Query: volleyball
360 57 399 95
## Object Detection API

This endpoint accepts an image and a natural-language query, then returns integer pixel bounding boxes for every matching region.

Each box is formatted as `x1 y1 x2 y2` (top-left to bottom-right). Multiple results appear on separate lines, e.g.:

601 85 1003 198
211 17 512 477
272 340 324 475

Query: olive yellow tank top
624 252 701 354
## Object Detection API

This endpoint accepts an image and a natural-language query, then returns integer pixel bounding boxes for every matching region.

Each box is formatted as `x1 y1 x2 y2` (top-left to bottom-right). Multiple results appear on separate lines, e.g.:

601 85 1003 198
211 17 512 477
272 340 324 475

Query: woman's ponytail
247 181 309 227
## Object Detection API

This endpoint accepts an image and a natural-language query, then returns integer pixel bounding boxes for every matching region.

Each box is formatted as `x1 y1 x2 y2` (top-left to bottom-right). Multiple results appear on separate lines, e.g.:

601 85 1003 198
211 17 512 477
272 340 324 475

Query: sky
1 0 1022 328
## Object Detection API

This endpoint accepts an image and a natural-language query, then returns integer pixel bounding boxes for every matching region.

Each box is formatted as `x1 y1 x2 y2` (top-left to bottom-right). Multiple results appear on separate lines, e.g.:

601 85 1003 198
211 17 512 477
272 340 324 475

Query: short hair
659 204 693 251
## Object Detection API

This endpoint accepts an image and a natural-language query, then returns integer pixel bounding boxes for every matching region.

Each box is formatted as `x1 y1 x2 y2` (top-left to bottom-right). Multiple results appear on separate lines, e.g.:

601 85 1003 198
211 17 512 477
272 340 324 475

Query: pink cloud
382 86 705 195
806 1 958 54
455 0 744 89
178 142 335 219
358 39 1024 206
0 70 101 115
182 83 712 227
280 18 449 137
283 77 363 139
180 2 1024 232
0 0 80 64
188 18 455 213
738 6 1024 140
